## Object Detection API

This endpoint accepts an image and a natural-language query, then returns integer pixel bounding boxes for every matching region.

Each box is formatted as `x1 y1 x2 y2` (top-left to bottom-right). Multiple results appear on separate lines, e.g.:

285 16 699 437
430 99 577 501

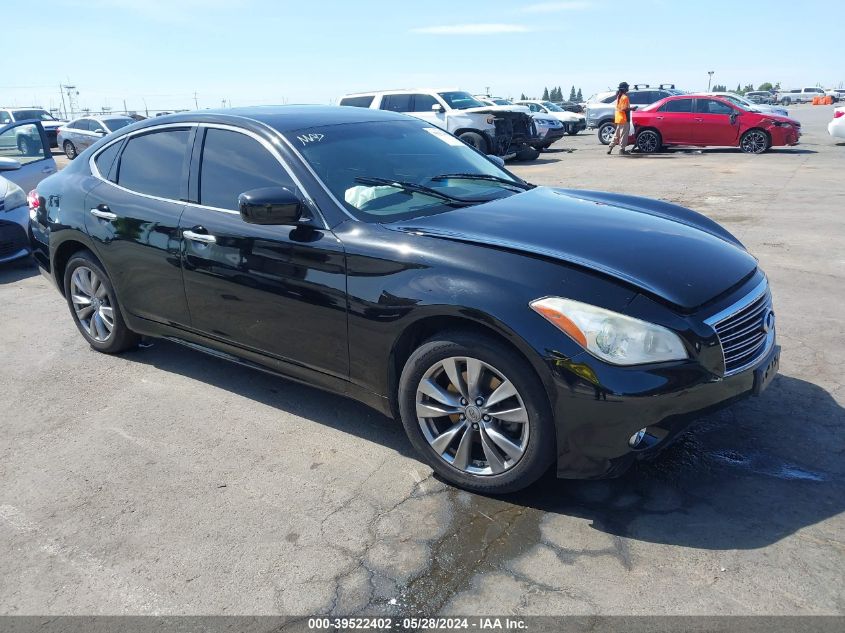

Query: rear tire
598 122 615 145
636 129 662 153
567 128 579 136
17 136 33 155
398 332 555 494
458 131 488 153
514 146 540 161
63 251 140 354
63 141 78 160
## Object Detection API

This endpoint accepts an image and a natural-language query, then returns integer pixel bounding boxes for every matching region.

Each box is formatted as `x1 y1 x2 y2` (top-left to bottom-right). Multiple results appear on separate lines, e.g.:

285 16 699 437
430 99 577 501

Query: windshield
541 102 563 112
438 91 485 110
102 117 133 132
13 109 56 121
286 120 524 223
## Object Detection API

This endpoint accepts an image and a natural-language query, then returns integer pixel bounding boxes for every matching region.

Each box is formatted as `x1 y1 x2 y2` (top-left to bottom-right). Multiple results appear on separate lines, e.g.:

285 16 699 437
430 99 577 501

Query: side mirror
0 157 22 171
94 128 106 135
486 155 505 168
431 104 445 113
730 112 739 124
238 186 304 225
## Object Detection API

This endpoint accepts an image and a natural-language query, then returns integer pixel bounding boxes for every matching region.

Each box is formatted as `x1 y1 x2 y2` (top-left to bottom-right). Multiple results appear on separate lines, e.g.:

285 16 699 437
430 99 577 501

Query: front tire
598 122 615 145
398 332 555 494
17 136 33 155
64 251 140 354
64 140 78 160
740 129 768 154
636 129 662 153
514 146 540 161
458 131 488 153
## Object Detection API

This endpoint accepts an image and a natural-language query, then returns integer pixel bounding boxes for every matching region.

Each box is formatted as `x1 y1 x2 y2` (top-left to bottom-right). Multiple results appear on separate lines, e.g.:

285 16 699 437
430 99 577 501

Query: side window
528 103 541 112
659 98 693 113
628 92 650 105
339 95 374 108
411 94 439 112
696 99 733 115
117 129 189 199
380 94 413 112
0 123 48 164
198 128 295 211
0 111 11 124
94 142 122 181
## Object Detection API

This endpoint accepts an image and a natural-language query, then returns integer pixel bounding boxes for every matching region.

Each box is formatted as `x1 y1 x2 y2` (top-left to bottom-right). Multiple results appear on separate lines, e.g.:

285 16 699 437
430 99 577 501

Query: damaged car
339 89 540 161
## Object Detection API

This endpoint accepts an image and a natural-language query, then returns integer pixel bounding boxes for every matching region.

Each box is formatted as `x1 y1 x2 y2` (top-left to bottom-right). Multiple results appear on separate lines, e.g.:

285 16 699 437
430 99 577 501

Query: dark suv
585 84 683 144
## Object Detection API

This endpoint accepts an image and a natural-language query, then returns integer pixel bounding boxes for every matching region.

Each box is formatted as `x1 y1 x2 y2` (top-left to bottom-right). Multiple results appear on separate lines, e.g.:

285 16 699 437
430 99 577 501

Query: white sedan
829 107 845 140
515 100 586 134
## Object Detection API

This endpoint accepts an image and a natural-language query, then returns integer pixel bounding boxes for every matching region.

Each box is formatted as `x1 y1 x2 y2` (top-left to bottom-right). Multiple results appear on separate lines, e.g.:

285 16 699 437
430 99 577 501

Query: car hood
384 187 757 310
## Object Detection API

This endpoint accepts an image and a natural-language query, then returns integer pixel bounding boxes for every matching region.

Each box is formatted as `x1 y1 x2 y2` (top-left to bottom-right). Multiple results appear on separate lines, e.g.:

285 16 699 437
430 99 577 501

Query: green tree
542 87 550 100
758 82 773 92
735 83 742 94
712 84 727 92
520 92 527 100
569 85 577 101
576 88 582 101
557 86 563 101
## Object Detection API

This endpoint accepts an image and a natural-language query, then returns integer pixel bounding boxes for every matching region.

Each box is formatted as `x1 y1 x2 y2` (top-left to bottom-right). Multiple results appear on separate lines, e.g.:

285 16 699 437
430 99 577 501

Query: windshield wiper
431 173 534 191
354 176 487 206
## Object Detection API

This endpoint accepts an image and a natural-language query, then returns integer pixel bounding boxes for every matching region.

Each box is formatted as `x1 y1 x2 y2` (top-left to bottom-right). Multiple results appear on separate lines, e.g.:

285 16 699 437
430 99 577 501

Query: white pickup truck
775 87 826 105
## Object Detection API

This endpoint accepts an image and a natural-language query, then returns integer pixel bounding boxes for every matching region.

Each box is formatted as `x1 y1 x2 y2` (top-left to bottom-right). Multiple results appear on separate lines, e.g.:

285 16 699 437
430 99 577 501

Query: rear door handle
90 205 117 220
183 229 217 244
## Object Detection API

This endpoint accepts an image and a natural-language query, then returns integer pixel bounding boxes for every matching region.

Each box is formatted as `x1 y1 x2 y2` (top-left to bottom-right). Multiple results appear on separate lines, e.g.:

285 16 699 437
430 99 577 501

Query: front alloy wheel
416 357 529 475
398 333 554 493
740 129 768 154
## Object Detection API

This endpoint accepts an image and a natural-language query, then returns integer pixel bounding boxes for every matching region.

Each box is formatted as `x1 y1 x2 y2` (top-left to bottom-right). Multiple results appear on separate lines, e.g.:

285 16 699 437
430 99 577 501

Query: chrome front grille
707 281 774 376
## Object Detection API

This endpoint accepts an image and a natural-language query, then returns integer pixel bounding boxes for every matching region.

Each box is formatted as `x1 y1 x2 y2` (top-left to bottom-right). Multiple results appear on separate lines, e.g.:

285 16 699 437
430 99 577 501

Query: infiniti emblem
762 310 775 334
464 406 482 423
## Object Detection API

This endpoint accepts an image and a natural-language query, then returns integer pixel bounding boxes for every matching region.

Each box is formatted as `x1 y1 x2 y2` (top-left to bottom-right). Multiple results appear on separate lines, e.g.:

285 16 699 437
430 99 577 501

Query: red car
630 94 801 154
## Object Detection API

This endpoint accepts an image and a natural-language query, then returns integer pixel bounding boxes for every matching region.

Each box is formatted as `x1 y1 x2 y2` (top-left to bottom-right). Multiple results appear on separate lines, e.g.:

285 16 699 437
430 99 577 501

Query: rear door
179 125 348 377
0 121 56 191
84 126 193 326
654 97 695 144
692 98 740 146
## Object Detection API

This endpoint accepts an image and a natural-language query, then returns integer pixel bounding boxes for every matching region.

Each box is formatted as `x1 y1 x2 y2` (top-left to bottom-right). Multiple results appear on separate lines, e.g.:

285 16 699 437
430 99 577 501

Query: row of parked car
337 89 587 161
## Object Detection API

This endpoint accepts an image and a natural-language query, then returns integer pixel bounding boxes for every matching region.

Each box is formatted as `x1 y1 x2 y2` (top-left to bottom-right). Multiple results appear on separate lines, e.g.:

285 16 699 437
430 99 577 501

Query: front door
692 98 741 146
84 126 193 327
0 121 56 191
179 126 348 378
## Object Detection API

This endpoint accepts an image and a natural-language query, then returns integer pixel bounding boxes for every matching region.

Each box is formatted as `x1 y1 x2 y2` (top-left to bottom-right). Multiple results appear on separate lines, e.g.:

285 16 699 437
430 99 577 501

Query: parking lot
1 104 843 617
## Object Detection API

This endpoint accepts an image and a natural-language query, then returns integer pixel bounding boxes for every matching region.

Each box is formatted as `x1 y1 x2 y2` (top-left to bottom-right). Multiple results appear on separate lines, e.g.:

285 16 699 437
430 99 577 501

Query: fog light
628 428 647 448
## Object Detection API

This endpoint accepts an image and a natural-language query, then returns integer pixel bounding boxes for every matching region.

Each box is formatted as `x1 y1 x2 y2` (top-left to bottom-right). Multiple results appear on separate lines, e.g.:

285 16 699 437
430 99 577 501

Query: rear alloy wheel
636 129 662 153
458 131 488 153
598 122 615 145
399 333 554 493
740 129 768 154
64 140 78 160
64 251 140 353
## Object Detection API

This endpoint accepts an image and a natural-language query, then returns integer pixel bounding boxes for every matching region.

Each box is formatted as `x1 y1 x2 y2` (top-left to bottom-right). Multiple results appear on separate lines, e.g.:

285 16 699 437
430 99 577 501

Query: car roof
341 88 462 97
127 105 412 132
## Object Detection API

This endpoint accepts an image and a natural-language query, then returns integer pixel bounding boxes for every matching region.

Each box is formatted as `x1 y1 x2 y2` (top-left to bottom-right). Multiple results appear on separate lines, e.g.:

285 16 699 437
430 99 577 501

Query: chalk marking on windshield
422 127 464 147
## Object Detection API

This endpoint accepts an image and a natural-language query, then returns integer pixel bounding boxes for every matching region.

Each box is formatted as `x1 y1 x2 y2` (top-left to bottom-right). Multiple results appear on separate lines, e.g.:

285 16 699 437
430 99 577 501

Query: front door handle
41 166 55 174
90 205 117 220
183 229 217 244
694 117 703 122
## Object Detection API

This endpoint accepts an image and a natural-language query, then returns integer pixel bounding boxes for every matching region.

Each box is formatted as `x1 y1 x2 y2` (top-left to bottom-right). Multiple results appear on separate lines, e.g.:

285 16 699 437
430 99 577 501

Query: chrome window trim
89 121 329 229
705 278 774 377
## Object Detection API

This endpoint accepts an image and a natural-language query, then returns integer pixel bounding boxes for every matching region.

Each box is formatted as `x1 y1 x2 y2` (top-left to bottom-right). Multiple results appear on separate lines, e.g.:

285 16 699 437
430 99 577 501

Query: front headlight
4 181 26 211
530 297 688 365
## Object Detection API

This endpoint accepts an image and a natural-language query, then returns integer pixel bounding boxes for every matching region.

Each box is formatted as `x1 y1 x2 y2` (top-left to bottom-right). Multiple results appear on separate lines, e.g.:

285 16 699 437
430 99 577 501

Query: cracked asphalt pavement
1 105 843 616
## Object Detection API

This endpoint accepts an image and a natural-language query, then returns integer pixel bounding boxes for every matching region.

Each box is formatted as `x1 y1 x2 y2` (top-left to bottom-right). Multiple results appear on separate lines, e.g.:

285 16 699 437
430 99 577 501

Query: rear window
339 95 374 108
117 129 189 199
95 142 122 180
380 94 413 112
659 98 693 113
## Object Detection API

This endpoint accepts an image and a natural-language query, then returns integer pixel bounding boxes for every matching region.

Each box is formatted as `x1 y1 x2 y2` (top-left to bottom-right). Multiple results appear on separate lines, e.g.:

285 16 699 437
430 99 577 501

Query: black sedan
28 106 779 493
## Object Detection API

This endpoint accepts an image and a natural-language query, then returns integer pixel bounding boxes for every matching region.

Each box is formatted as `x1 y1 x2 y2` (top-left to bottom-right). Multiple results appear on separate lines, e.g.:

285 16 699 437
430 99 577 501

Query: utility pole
123 99 128 114
485 86 490 96
60 84 79 118
707 71 715 92
59 84 67 119
193 91 199 109
142 98 149 117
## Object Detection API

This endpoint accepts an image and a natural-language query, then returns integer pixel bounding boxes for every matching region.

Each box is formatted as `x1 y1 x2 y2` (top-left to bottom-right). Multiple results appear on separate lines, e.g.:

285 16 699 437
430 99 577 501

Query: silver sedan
57 115 134 159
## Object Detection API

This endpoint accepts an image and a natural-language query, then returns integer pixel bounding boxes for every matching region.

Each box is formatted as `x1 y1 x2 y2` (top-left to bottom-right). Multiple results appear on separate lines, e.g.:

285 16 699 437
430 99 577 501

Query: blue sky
3 0 841 114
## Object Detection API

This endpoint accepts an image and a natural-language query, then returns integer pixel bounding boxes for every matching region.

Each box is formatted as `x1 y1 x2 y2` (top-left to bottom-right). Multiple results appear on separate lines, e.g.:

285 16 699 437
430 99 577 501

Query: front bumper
548 336 780 479
0 204 32 263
